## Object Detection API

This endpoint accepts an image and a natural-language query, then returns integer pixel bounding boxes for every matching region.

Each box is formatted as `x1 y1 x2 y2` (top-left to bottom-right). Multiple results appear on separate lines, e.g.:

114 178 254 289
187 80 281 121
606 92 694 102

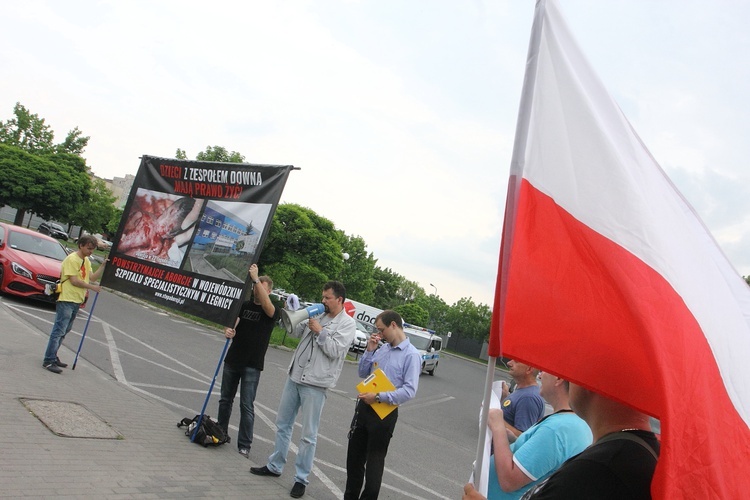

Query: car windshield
405 332 432 350
9 231 68 260
50 223 64 231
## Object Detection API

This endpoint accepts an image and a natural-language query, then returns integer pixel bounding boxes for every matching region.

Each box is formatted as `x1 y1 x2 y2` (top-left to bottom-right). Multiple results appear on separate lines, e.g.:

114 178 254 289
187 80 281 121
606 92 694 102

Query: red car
0 222 69 303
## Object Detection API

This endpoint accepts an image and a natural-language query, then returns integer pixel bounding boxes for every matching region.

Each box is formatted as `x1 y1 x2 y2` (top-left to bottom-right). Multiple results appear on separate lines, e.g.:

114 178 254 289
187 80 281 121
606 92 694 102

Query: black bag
177 414 228 447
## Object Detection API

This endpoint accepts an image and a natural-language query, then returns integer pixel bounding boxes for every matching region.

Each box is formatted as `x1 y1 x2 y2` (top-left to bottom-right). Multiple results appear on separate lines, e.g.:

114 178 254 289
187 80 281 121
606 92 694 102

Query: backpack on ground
177 414 228 447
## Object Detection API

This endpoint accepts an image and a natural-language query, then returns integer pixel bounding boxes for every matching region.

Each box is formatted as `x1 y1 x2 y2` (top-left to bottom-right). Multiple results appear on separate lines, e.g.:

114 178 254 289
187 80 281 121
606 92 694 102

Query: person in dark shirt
217 264 279 458
463 383 659 500
520 384 659 499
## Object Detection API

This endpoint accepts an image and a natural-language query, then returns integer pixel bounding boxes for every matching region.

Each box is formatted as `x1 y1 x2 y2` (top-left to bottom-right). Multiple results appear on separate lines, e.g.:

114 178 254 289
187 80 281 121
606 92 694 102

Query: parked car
38 221 69 240
79 232 112 251
93 234 113 250
351 319 376 353
0 222 69 303
403 323 443 376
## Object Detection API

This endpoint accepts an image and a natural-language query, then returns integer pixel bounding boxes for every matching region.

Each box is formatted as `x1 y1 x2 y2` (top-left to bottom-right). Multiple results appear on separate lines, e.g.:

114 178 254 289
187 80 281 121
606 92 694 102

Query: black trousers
344 400 398 500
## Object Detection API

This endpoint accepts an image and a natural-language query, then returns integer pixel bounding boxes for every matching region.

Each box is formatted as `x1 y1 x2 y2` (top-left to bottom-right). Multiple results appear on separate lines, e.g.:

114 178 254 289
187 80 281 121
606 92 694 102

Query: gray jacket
288 308 356 389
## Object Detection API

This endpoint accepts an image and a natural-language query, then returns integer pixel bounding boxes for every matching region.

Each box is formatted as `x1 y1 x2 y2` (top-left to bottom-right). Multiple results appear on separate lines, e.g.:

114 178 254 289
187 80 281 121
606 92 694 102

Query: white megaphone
280 303 326 334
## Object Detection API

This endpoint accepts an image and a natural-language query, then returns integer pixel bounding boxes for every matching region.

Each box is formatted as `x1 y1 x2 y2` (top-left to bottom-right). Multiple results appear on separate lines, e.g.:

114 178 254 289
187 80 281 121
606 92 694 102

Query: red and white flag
489 0 750 497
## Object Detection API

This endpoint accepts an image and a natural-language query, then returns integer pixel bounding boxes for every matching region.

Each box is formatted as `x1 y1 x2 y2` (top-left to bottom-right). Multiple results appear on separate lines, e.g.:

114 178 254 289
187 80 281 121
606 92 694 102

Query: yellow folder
356 368 397 419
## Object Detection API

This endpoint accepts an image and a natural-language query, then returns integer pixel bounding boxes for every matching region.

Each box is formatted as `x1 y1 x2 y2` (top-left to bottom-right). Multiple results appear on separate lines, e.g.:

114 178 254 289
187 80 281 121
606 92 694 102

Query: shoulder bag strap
596 431 658 461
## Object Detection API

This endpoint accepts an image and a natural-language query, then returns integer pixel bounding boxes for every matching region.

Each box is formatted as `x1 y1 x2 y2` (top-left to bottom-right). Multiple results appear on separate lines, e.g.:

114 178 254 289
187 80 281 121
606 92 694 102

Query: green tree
372 267 399 309
0 102 55 154
0 103 92 225
371 267 426 310
195 145 245 163
414 293 450 334
339 233 377 303
57 126 90 156
445 297 492 343
0 144 91 225
175 145 245 163
394 303 429 326
0 102 89 156
106 207 124 237
69 178 117 236
258 203 346 301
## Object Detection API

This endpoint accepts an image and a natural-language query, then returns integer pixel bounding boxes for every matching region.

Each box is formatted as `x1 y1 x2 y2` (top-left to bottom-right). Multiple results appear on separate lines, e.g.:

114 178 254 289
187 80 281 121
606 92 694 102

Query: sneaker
290 482 306 498
250 465 281 477
55 358 68 368
43 363 63 374
238 448 250 458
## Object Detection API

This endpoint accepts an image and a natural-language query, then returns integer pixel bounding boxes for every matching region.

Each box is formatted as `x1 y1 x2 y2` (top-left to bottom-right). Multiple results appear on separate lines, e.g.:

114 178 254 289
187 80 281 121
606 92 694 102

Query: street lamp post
338 252 350 281
430 283 438 296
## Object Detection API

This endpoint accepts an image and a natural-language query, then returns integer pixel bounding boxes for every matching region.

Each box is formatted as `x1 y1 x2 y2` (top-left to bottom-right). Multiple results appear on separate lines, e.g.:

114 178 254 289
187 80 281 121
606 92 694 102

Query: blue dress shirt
358 337 421 406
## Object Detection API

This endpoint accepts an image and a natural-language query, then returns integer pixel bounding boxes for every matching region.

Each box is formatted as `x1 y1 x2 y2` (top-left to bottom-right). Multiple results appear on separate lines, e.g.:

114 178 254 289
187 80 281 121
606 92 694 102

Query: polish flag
488 1 750 497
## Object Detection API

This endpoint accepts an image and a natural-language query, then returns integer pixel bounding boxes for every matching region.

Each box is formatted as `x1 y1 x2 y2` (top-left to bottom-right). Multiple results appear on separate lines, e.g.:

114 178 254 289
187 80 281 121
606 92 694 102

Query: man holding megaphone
251 280 356 498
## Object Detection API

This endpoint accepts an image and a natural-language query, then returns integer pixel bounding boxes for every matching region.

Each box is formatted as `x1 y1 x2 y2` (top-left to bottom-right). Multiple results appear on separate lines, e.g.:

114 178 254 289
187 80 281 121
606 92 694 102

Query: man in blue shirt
344 310 421 500
486 372 591 499
501 360 545 439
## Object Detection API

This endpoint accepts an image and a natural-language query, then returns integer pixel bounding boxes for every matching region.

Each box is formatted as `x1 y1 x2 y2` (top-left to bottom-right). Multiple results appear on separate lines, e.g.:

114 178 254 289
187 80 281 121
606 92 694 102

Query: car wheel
428 362 436 376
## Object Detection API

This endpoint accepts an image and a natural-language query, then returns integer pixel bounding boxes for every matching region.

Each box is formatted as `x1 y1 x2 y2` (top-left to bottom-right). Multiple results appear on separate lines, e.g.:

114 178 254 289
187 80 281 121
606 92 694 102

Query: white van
403 323 442 376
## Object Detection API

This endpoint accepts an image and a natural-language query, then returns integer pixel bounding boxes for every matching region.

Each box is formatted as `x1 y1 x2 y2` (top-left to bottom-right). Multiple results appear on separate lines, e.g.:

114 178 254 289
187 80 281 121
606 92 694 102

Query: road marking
102 321 126 383
254 402 343 497
402 394 455 411
380 465 453 499
254 402 342 448
130 383 210 393
105 322 213 380
7 300 451 500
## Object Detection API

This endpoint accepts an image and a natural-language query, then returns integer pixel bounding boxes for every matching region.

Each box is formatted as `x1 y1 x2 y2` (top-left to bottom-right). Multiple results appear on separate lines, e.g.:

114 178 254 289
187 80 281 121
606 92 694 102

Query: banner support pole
72 291 99 370
191 337 231 442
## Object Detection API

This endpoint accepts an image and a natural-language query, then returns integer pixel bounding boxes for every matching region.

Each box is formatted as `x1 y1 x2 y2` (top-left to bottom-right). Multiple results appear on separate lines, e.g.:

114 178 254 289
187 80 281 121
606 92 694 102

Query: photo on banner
101 155 294 326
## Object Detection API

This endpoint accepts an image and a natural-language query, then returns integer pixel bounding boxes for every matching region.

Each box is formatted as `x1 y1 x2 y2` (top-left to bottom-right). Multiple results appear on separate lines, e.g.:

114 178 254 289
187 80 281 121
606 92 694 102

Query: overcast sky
3 0 750 306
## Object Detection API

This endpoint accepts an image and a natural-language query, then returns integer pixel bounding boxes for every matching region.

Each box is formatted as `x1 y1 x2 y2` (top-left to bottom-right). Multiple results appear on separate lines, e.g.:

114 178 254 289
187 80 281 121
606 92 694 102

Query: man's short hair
77 235 98 248
376 310 403 328
323 281 346 302
258 275 273 288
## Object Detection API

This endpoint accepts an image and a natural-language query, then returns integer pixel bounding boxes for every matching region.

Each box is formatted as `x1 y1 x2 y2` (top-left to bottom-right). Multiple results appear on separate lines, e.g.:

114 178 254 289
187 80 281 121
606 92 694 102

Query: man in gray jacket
251 281 356 498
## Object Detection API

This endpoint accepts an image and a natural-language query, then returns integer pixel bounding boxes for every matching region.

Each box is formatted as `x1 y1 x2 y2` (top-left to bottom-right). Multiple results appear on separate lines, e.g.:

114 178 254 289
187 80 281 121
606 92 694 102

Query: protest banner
101 155 293 326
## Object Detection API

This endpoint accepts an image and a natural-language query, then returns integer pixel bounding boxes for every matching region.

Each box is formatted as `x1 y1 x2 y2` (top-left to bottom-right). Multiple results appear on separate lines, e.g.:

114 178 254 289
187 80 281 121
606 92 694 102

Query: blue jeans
217 363 261 450
43 301 80 364
267 378 327 485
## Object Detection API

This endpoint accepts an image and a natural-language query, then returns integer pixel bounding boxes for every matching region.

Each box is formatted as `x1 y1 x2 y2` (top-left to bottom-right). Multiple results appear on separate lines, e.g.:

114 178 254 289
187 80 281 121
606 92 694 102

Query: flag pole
72 291 99 370
472 0 547 489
